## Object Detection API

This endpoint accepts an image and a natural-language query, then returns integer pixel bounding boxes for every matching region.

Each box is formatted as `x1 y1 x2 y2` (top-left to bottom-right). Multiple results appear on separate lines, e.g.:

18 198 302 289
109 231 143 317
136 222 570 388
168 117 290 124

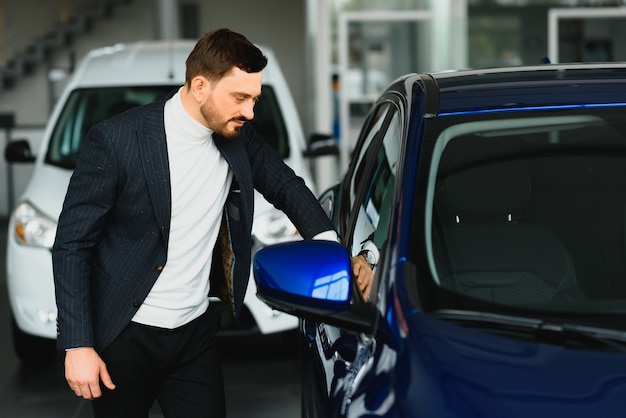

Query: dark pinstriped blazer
52 90 335 352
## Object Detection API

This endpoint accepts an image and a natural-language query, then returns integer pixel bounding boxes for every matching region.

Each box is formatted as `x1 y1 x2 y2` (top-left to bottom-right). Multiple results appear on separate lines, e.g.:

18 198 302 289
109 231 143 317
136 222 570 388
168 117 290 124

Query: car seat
434 160 585 306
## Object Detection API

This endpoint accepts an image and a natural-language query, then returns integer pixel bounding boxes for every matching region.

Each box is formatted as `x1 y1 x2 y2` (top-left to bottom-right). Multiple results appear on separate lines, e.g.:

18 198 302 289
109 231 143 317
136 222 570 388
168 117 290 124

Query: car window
45 85 289 169
424 108 626 317
350 111 400 258
344 101 401 306
45 86 174 169
345 103 391 213
251 86 290 159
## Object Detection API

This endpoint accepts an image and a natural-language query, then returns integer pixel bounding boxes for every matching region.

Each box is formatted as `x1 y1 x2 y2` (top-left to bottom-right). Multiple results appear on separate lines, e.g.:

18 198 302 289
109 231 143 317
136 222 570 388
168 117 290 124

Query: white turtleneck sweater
132 88 232 329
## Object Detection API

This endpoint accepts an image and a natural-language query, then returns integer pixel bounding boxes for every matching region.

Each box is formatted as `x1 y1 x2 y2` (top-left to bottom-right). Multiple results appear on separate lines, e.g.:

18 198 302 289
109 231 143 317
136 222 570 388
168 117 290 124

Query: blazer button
133 301 141 308
155 265 164 272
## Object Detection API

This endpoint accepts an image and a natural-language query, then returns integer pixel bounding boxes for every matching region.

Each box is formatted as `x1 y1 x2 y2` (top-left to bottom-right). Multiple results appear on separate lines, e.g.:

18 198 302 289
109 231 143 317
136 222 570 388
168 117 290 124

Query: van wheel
11 315 56 365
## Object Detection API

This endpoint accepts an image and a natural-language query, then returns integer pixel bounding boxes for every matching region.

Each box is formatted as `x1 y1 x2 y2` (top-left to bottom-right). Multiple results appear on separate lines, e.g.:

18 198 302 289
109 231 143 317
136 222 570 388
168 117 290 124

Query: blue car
253 63 626 417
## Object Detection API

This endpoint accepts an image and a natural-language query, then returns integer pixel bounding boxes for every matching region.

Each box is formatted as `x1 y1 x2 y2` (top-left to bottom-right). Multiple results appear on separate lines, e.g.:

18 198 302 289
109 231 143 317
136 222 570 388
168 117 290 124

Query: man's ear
189 76 210 102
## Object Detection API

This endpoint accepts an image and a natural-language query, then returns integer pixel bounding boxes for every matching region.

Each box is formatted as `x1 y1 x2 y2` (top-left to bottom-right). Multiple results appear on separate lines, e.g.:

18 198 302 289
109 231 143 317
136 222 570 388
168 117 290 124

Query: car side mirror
304 133 339 157
253 240 377 333
5 139 36 163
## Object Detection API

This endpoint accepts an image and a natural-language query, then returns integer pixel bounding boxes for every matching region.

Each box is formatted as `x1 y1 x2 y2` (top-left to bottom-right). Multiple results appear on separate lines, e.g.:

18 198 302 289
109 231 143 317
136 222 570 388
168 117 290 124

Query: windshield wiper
433 309 626 352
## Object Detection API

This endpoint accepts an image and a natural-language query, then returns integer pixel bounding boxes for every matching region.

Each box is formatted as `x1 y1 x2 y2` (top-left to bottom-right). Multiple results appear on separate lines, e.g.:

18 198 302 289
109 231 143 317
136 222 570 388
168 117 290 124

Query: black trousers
93 304 225 418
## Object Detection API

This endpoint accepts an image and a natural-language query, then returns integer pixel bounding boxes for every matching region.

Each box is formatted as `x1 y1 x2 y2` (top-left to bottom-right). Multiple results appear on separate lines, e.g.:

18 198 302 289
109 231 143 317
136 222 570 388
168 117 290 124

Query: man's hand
65 347 116 399
352 255 374 300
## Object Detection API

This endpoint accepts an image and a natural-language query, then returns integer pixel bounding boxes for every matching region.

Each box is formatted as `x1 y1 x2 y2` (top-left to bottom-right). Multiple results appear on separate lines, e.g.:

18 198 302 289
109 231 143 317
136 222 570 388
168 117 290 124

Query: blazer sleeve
242 123 336 239
52 122 119 349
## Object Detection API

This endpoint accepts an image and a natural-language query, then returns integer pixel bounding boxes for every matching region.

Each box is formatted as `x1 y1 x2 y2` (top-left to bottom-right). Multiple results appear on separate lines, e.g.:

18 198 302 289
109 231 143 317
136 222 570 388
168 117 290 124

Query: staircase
0 0 131 91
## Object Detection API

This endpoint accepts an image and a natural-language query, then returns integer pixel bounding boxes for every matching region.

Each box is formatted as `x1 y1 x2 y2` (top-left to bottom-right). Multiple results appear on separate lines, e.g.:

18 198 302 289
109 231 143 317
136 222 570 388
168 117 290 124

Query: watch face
362 250 376 266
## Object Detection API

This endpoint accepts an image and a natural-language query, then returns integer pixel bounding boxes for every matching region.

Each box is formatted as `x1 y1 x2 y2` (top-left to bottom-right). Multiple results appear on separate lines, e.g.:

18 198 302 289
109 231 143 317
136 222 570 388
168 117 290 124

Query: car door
305 96 404 417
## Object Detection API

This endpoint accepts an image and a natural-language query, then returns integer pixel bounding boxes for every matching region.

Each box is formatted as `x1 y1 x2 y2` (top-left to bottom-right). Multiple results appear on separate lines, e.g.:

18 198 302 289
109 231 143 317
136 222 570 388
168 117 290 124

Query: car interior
434 160 584 306
428 109 626 310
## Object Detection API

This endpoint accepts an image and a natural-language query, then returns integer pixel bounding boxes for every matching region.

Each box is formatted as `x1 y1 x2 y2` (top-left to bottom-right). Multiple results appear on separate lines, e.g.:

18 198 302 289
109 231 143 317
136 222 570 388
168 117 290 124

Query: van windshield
45 85 290 169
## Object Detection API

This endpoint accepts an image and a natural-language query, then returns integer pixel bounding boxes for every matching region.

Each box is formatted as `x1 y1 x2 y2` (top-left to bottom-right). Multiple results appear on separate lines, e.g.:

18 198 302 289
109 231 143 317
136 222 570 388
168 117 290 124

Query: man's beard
222 118 246 139
200 103 246 139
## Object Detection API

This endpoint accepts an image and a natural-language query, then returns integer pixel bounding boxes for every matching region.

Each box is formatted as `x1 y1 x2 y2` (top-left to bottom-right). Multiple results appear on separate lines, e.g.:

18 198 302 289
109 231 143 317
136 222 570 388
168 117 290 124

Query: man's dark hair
185 28 268 84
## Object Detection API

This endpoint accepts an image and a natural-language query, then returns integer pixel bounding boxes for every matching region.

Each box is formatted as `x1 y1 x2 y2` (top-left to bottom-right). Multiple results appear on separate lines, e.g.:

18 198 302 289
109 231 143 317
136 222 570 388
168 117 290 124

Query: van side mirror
304 133 339 157
5 139 36 163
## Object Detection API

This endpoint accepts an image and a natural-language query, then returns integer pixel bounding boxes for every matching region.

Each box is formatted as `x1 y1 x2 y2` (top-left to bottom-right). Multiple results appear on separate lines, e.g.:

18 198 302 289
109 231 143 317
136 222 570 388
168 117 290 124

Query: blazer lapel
138 101 172 243
213 132 254 317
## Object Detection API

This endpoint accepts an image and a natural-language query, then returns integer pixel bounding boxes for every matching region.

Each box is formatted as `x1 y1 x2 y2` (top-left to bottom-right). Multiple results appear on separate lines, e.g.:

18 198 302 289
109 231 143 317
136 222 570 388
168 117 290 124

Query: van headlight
253 209 301 246
13 201 57 249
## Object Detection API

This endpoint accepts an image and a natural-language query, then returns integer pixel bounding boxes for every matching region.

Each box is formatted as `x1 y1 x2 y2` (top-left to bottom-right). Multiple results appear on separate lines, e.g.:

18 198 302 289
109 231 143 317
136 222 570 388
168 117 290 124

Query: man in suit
52 28 373 417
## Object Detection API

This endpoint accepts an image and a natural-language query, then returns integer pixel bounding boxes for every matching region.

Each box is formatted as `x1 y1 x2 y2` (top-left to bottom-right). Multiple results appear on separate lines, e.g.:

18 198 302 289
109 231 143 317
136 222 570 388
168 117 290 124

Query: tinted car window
45 86 173 169
345 103 391 225
253 86 290 159
424 107 626 316
45 85 289 169
350 111 400 257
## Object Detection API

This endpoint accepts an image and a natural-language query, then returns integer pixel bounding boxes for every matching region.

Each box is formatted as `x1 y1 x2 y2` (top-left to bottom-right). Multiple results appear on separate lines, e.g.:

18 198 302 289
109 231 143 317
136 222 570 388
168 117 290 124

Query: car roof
69 40 281 88
413 63 626 116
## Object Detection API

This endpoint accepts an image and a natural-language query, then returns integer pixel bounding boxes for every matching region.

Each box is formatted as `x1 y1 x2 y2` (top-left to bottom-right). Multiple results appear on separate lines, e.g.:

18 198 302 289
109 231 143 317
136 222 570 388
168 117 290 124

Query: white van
4 41 335 363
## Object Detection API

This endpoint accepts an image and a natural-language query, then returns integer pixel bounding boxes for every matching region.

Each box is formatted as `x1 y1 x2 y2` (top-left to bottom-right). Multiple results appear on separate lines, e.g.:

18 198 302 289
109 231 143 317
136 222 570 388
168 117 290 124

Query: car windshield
422 106 626 320
45 85 289 169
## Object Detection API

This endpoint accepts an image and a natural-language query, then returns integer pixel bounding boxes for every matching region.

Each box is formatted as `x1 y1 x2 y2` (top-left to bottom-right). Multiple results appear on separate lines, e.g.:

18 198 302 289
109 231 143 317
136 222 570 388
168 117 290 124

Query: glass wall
468 1 626 67
323 0 626 172
332 0 626 73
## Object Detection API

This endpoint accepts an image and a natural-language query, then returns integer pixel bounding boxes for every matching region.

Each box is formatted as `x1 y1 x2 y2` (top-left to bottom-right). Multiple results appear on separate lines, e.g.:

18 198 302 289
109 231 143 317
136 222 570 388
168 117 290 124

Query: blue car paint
254 64 626 417
371 259 626 417
388 69 626 416
253 240 351 306
433 66 626 114
437 102 626 117
399 310 626 417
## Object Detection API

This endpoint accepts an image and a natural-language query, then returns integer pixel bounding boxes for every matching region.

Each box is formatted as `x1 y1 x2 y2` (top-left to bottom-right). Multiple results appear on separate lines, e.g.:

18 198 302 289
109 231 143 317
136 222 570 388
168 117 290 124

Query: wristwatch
358 249 377 269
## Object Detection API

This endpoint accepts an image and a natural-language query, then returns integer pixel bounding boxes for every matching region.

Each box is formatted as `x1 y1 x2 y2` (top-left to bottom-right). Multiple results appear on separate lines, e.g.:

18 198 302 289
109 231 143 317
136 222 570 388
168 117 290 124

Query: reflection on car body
254 63 626 417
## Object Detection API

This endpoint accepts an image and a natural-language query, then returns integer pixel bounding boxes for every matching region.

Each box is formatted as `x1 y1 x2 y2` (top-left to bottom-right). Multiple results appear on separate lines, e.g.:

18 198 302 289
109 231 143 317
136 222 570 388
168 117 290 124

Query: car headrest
436 161 531 222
